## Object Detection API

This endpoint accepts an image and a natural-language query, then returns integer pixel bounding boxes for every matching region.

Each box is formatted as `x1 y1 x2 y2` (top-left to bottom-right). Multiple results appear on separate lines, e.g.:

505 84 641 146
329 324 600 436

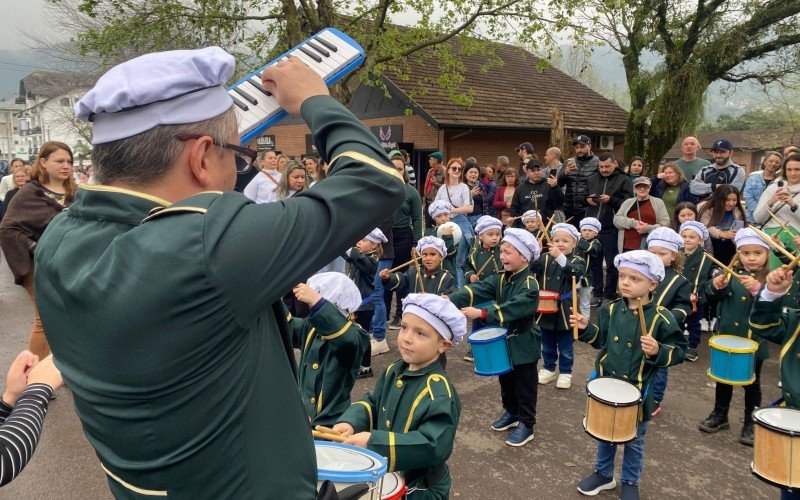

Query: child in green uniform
699 228 771 445
382 236 455 296
646 227 692 417
289 272 367 426
577 217 602 317
424 200 457 278
450 228 541 447
522 210 543 240
572 250 686 500
533 223 586 390
678 221 714 361
345 228 384 379
334 294 464 499
465 215 503 283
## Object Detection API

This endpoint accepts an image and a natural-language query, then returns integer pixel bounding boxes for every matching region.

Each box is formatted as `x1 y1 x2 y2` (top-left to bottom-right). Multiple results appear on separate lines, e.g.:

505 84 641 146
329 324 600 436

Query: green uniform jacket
394 183 423 242
576 237 602 287
338 360 460 500
386 267 455 295
34 95 405 499
290 300 367 426
449 268 541 365
705 269 770 361
652 267 692 324
774 250 800 310
749 295 800 408
682 249 714 305
579 300 687 421
344 247 379 311
464 244 501 282
530 252 586 331
423 227 456 277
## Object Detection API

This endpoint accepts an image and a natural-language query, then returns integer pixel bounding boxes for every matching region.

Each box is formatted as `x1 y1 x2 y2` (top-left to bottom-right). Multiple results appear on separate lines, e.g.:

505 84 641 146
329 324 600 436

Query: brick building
262 39 628 184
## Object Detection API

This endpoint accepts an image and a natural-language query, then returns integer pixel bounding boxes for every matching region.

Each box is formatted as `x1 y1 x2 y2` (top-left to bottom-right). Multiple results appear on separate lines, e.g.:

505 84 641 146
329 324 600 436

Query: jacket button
312 363 319 370
633 311 638 317
623 375 629 380
396 380 404 388
612 370 617 375
310 397 316 404
627 342 632 348
741 297 747 302
613 336 619 342
385 420 391 428
727 292 732 296
734 322 739 327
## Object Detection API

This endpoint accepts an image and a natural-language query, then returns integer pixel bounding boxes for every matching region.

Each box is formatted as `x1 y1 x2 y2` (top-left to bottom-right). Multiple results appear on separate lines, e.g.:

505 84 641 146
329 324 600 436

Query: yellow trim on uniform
750 319 782 330
317 386 324 414
353 401 374 431
404 388 431 432
436 273 447 293
388 432 397 472
142 206 208 223
636 357 646 391
329 151 403 181
493 304 505 325
427 374 452 398
79 184 172 206
287 312 293 322
598 353 608 376
656 274 681 307
101 464 167 496
321 321 352 341
664 345 674 366
465 287 474 307
780 324 800 363
386 362 397 376
584 325 599 344
304 328 317 350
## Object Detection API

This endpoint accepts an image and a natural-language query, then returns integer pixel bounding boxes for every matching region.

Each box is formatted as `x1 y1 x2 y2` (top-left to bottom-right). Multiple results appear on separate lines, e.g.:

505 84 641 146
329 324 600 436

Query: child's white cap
614 250 665 282
402 293 466 345
647 227 683 252
521 210 540 223
416 236 447 258
307 272 363 315
551 222 580 241
502 228 541 262
679 221 709 242
428 200 452 218
580 217 601 234
365 228 388 244
734 227 770 249
475 215 503 235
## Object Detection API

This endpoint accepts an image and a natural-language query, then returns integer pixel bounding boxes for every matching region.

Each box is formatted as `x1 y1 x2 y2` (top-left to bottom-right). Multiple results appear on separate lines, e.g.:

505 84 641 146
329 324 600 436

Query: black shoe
590 297 602 307
356 366 373 379
739 421 755 446
388 317 401 330
684 347 699 362
699 411 729 433
619 483 640 500
577 472 616 496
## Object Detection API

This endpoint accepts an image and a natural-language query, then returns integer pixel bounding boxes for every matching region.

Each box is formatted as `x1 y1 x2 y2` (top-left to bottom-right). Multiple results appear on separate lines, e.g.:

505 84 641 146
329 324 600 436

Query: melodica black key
248 77 272 97
231 95 249 111
307 41 330 57
314 36 338 52
233 87 258 105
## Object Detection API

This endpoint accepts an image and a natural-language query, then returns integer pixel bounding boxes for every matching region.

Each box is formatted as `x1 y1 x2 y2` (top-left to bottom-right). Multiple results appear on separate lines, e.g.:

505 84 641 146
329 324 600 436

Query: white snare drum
380 472 407 499
315 441 388 499
437 221 463 244
584 377 642 444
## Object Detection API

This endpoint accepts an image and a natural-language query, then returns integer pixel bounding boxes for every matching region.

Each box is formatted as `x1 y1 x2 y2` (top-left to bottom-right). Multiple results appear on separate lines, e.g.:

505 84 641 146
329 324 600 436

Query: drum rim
706 368 756 387
582 417 638 444
751 462 799 491
315 441 388 482
752 407 800 436
585 377 642 407
708 334 759 353
468 327 508 343
539 290 560 298
381 472 407 496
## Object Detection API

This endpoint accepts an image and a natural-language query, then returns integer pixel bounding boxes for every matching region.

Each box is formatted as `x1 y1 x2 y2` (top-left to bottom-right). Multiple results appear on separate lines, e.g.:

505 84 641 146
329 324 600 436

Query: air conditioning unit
599 135 615 150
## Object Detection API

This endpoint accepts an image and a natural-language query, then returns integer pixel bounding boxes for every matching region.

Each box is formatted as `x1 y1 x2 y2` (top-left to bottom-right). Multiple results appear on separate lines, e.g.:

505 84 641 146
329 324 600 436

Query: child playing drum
700 228 771 445
570 250 686 500
334 294 464 500
678 221 714 362
465 215 503 283
531 223 586 389
289 273 367 426
576 217 602 317
449 228 541 446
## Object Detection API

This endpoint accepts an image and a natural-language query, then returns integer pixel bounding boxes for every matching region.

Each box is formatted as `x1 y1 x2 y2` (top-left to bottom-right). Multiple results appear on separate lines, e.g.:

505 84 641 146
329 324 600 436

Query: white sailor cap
734 227 770 249
521 210 541 223
306 272 363 315
474 215 503 235
416 236 447 258
428 200 452 218
647 227 684 252
402 293 466 346
365 228 388 244
614 250 665 282
75 47 235 145
679 221 709 242
502 228 541 262
580 217 602 234
551 222 580 241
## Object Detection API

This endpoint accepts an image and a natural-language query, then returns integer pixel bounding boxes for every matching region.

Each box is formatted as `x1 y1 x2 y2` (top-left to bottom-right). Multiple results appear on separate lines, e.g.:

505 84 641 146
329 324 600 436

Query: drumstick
315 425 341 436
787 253 800 271
767 209 791 233
475 256 495 278
412 255 426 293
705 253 745 281
750 226 798 262
387 256 422 274
637 297 649 337
572 275 579 340
312 430 348 443
726 253 740 281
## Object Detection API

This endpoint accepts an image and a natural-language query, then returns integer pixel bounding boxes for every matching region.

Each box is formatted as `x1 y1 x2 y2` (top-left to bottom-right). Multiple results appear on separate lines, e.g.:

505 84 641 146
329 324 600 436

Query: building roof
664 129 794 159
383 40 628 134
19 71 96 100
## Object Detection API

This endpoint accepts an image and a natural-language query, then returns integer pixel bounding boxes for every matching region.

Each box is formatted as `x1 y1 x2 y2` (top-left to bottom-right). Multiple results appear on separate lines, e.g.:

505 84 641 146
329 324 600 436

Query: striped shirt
0 383 53 486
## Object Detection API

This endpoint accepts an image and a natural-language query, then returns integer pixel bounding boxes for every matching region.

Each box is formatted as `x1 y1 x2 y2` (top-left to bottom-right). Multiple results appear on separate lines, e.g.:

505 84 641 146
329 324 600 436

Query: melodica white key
229 28 365 145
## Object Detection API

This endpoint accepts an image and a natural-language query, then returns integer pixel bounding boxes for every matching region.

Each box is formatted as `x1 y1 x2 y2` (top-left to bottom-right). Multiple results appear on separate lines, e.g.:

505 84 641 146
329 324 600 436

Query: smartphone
733 221 745 230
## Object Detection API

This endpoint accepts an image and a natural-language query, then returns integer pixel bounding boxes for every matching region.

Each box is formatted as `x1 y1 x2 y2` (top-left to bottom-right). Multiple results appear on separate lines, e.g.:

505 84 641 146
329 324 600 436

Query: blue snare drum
707 335 758 386
468 326 512 376
315 441 387 499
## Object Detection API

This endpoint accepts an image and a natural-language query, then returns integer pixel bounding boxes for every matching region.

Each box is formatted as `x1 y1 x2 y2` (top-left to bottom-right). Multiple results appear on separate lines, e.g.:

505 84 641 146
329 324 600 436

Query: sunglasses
176 133 255 174
634 184 650 190
450 166 463 172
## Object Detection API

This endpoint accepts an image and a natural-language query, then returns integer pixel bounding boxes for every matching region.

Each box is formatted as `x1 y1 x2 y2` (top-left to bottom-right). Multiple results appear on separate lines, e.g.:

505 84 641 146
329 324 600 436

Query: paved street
0 255 779 499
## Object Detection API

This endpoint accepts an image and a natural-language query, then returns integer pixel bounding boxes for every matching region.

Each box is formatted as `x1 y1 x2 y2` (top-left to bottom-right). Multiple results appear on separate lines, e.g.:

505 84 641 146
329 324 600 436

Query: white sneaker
538 368 557 385
700 319 709 331
370 338 390 356
556 374 572 389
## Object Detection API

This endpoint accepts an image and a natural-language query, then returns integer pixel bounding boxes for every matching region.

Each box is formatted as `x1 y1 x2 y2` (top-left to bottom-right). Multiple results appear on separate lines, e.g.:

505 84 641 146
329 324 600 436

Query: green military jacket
750 294 800 409
464 244 501 282
682 249 714 305
449 268 541 365
423 227 456 277
338 360 460 500
530 252 586 331
652 266 692 324
576 237 602 287
386 267 455 295
344 247 379 311
579 299 687 421
34 95 405 499
774 250 800 310
290 300 367 426
705 268 770 361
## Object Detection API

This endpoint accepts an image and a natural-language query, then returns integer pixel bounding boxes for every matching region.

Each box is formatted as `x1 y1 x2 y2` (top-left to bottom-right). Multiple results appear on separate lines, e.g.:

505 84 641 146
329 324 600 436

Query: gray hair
497 155 510 165
92 108 238 185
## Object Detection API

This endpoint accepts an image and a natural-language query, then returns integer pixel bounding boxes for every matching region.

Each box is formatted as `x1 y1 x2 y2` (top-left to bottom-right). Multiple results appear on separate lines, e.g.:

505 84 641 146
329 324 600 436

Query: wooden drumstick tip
315 425 342 436
571 275 579 340
312 429 348 443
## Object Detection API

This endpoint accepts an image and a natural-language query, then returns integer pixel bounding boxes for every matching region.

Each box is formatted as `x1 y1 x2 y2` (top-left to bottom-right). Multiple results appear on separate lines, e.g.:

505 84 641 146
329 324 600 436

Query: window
59 97 70 106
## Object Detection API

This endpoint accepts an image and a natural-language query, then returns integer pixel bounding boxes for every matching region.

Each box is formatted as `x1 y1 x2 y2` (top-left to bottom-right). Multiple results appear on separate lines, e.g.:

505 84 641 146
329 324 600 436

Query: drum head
469 327 507 341
587 377 641 405
381 472 406 498
539 290 559 299
315 441 388 483
753 408 800 434
437 222 463 243
709 335 758 352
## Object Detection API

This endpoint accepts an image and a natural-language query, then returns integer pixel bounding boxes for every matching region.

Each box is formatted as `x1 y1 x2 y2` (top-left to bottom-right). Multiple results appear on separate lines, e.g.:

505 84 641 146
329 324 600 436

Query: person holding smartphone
698 185 747 264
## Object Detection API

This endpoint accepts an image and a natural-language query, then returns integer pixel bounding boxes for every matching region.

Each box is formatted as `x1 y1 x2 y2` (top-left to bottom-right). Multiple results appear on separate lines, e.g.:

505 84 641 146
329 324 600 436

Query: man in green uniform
34 48 405 498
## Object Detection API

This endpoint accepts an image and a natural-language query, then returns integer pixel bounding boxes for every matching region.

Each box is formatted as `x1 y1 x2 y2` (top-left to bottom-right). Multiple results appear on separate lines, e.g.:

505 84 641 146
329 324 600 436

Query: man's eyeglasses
176 133 256 174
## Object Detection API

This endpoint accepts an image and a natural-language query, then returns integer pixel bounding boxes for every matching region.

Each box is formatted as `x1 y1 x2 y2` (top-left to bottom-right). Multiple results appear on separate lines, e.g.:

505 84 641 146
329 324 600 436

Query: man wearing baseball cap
516 142 537 171
689 138 744 199
559 135 599 229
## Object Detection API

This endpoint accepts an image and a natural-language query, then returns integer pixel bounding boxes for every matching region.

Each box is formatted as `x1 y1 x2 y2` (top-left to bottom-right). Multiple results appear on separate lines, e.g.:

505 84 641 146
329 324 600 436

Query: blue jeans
451 214 474 289
782 488 800 499
541 329 574 374
370 259 393 340
653 367 668 403
595 420 648 485
685 304 704 350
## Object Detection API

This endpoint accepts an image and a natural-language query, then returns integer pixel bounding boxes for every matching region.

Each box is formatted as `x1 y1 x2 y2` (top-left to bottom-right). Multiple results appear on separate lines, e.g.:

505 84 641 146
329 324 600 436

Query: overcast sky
1 0 55 50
